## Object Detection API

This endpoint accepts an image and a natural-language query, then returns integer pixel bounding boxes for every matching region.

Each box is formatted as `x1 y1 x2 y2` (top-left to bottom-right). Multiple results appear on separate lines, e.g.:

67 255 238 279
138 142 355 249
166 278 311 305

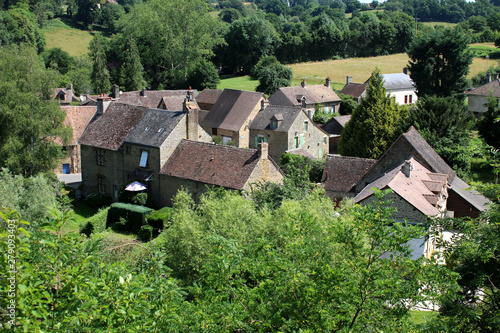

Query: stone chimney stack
261 98 269 111
494 73 499 81
402 160 413 178
346 76 352 85
140 87 146 96
487 73 492 83
186 86 194 101
187 108 199 141
301 79 306 88
301 96 307 109
96 97 112 115
403 67 409 75
112 84 120 98
69 83 73 91
325 77 331 87
259 142 268 160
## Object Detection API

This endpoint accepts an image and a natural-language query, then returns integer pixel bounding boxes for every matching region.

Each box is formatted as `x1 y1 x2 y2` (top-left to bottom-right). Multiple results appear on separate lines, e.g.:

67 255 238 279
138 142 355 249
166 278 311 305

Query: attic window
157 128 165 134
271 120 278 129
139 151 149 168
144 126 150 132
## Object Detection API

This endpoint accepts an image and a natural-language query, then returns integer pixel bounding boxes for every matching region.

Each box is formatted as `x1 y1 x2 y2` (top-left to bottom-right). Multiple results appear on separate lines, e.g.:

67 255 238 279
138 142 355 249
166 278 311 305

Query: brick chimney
301 79 306 88
325 77 331 87
346 76 352 85
112 84 120 98
259 142 268 160
187 108 199 141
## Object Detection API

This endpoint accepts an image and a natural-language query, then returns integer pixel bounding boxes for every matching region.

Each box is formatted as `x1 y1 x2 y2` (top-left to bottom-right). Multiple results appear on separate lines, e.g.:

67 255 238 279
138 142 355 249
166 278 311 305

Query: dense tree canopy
338 68 408 159
0 46 71 176
478 96 500 150
407 27 473 99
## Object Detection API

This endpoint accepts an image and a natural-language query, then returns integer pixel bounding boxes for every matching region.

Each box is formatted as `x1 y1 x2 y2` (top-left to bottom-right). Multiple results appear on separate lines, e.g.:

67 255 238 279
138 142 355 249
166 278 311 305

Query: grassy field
42 18 95 57
422 21 457 28
217 75 259 91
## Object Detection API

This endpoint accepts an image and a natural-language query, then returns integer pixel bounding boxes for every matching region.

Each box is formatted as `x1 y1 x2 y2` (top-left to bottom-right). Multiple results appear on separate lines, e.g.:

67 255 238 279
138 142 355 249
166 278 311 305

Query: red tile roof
59 106 97 145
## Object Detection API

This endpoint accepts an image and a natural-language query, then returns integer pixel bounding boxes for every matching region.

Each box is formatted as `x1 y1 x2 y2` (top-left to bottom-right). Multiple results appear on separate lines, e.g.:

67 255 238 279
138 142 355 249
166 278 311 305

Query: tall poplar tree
338 68 407 159
120 36 146 91
89 33 111 94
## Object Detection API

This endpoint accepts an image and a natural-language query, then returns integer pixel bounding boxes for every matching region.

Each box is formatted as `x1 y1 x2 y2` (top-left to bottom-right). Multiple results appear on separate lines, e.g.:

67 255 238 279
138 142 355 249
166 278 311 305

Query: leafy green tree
66 55 93 95
119 0 223 89
478 96 500 149
0 46 71 176
338 92 358 115
255 61 292 96
218 7 242 23
0 8 46 53
71 0 99 28
99 3 126 33
338 68 407 159
89 32 111 94
42 47 74 75
187 58 220 90
407 27 473 98
120 36 146 91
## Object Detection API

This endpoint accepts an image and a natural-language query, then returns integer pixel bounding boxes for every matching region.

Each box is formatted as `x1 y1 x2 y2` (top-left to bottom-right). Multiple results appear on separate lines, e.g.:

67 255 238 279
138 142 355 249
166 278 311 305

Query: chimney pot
346 76 352 85
301 79 306 88
325 77 331 87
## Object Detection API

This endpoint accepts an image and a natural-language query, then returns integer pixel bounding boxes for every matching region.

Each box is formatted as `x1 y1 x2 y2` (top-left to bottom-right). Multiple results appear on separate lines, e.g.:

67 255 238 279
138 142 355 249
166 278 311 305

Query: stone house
159 141 283 206
321 115 351 153
55 105 98 174
248 105 329 162
53 84 79 105
269 78 341 116
466 78 500 118
199 89 266 148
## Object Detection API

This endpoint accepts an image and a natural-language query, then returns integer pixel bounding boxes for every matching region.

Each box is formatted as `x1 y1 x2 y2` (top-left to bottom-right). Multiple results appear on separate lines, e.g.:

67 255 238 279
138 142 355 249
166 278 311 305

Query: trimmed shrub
79 207 110 235
86 193 112 209
146 206 173 229
132 193 148 206
79 221 93 237
106 202 153 233
138 225 153 242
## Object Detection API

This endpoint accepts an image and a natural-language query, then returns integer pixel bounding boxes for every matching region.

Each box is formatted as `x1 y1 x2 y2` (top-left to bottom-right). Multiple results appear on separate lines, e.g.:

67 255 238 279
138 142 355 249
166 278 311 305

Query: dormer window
270 114 283 130
144 126 150 132
157 128 165 134
271 120 278 129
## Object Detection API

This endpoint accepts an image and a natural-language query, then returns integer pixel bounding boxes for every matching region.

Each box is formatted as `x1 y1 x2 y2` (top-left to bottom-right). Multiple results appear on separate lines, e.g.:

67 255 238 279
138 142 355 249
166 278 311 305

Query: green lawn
217 75 259 91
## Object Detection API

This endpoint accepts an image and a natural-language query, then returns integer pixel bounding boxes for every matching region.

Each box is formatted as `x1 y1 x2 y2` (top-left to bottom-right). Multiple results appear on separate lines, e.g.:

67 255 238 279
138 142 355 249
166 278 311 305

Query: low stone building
200 89 266 148
159 141 283 206
249 105 329 162
466 78 500 118
55 105 97 174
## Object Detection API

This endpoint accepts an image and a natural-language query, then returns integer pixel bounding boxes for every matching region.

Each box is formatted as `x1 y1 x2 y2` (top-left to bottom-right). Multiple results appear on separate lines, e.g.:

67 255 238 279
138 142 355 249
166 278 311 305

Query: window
125 144 131 155
222 136 232 145
318 148 323 158
409 95 412 103
300 134 304 147
139 151 149 168
212 128 217 135
404 95 408 104
304 121 309 132
323 137 327 144
98 177 105 194
271 120 278 129
96 149 105 166
157 128 165 134
294 136 299 149
255 135 268 147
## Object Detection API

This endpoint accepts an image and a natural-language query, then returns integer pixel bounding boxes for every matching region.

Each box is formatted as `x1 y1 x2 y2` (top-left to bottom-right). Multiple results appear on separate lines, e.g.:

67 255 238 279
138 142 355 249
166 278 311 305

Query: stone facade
55 145 81 174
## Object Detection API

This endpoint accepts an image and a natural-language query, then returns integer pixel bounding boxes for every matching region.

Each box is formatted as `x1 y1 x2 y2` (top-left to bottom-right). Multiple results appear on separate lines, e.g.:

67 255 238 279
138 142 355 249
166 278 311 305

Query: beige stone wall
55 144 81 174
159 175 219 207
244 159 284 192
359 191 428 224
249 130 288 162
238 100 264 148
287 112 329 158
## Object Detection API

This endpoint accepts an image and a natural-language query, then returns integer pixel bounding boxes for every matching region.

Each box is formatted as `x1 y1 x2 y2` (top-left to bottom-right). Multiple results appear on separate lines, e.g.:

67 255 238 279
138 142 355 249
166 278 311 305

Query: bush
79 207 110 235
138 225 153 242
132 193 148 206
79 221 93 237
146 206 173 230
106 202 153 233
86 193 112 209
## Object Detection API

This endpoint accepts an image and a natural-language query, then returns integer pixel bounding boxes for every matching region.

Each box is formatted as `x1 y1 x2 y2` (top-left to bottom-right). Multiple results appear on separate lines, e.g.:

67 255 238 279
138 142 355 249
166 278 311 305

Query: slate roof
158 95 196 111
78 102 148 150
196 89 223 109
160 140 266 190
124 109 186 147
116 89 197 109
355 158 447 217
54 87 78 104
322 155 377 193
466 79 500 97
322 115 351 136
269 83 341 107
249 106 302 132
450 177 490 212
378 73 415 90
57 106 98 145
199 89 264 132
339 83 367 99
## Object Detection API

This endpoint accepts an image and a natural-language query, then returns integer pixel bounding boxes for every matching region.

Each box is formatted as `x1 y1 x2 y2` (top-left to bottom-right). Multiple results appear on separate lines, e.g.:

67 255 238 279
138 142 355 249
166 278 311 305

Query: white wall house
360 72 417 105
466 79 500 118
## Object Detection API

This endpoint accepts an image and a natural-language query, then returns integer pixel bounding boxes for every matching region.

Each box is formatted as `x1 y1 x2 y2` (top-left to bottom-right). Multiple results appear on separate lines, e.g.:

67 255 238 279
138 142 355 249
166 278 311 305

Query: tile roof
355 158 447 217
116 89 197 109
322 155 377 193
160 140 265 189
78 102 148 150
196 89 223 106
58 106 98 145
269 83 341 107
199 89 264 132
124 109 186 147
285 148 315 159
339 83 367 99
249 106 302 132
159 95 197 111
322 115 351 135
466 79 500 97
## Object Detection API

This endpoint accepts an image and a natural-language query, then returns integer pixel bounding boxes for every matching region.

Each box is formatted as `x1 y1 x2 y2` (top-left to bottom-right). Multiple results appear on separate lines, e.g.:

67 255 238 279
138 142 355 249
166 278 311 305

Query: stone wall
359 191 428 224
